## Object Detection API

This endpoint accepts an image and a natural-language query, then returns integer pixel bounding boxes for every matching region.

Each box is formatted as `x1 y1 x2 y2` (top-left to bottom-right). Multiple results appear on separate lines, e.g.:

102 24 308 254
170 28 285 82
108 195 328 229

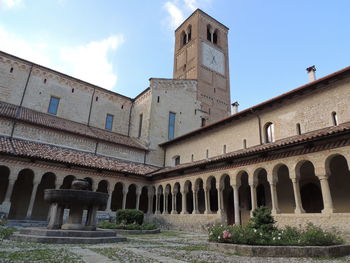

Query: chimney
231 101 239 114
306 65 316 82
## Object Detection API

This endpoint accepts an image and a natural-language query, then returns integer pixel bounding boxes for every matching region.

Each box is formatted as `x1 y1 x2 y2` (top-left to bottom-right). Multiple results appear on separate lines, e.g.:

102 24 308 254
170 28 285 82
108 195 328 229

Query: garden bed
207 242 350 258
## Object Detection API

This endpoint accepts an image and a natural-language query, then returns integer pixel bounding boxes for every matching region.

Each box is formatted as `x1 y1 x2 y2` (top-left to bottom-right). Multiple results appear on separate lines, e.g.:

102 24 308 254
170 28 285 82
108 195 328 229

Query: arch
174 182 182 214
96 180 108 193
126 184 137 209
8 169 35 219
207 24 212 42
31 172 56 220
157 185 164 213
326 154 350 212
0 166 10 204
194 178 205 214
173 155 180 166
254 168 272 208
206 176 218 213
264 122 275 143
165 184 172 214
111 182 123 211
139 186 148 213
184 180 193 214
187 24 192 42
221 174 234 225
60 175 75 189
274 164 295 213
181 31 186 47
238 171 251 225
298 160 323 213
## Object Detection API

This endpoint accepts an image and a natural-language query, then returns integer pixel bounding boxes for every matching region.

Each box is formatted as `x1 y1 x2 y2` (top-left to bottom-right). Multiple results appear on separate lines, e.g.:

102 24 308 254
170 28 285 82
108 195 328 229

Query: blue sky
1 0 350 110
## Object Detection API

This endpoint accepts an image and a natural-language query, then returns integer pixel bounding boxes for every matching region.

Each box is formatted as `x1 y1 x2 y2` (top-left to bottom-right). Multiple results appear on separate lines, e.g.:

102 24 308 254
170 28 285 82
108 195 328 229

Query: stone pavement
1 231 350 262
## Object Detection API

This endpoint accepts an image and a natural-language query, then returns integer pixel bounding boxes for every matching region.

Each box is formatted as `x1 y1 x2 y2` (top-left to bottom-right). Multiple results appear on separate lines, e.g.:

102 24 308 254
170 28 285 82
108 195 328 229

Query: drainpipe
87 88 96 126
127 100 134 136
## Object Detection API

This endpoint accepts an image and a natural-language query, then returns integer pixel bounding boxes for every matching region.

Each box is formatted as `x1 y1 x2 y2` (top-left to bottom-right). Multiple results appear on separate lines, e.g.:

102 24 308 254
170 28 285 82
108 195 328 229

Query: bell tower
173 9 231 125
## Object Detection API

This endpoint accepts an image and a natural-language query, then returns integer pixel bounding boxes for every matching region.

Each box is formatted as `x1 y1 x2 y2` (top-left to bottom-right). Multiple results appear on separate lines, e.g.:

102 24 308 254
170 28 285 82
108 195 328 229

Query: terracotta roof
0 136 159 176
0 101 147 150
160 65 350 147
153 121 350 176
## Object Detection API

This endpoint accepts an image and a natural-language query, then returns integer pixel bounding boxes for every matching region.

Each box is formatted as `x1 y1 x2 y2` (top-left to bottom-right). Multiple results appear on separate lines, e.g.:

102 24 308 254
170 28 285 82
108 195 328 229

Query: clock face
201 42 225 75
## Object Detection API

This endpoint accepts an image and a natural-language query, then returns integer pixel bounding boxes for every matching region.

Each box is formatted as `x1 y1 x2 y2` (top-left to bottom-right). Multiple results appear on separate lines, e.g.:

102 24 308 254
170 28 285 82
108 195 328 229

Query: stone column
218 186 224 215
106 185 113 212
192 190 199 214
163 193 169 214
249 183 257 215
47 203 64 229
147 191 154 214
291 177 305 213
269 181 280 214
204 186 212 214
318 175 334 213
0 167 21 215
171 191 177 214
122 188 128 210
155 192 161 214
232 184 241 225
26 179 41 219
85 205 98 231
181 189 188 214
136 188 142 210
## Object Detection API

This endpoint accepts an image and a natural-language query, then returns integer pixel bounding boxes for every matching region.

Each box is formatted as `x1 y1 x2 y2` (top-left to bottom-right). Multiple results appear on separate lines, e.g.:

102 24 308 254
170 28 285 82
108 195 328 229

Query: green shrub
247 206 275 233
0 228 16 240
98 221 117 229
98 221 157 231
116 209 144 225
299 223 344 246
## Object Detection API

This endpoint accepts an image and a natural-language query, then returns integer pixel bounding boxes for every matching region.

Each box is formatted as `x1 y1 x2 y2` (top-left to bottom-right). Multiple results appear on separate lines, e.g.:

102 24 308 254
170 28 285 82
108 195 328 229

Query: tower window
168 112 176 140
181 31 187 46
48 96 60 115
44 78 47 84
296 123 301 135
10 67 13 73
206 149 209 158
264 122 275 143
201 117 206 127
138 114 143 138
243 139 247 149
223 144 226 154
191 154 194 162
207 25 212 42
332 112 338 126
71 88 74 93
174 156 180 166
157 96 160 103
213 30 218 44
95 96 98 102
105 114 114 131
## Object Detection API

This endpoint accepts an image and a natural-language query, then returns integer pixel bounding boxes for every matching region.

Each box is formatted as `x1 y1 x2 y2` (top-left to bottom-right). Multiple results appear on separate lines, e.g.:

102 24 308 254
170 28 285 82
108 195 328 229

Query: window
168 112 176 140
207 25 212 41
10 67 13 73
181 31 186 46
48 96 60 115
223 145 226 154
265 122 275 143
296 123 301 135
174 156 180 166
44 78 47 84
138 114 143 137
201 118 206 127
191 154 194 162
243 139 247 149
206 149 209 158
157 96 160 103
332 112 338 126
105 114 114 131
213 30 218 44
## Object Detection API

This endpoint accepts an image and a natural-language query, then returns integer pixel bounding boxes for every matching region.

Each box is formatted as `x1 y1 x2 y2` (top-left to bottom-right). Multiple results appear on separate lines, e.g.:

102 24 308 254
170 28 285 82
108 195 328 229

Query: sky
1 0 350 110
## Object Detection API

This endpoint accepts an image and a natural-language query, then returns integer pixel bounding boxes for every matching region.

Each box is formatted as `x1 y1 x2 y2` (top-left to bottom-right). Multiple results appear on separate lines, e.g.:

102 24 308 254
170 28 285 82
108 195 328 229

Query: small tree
116 209 144 225
248 206 276 233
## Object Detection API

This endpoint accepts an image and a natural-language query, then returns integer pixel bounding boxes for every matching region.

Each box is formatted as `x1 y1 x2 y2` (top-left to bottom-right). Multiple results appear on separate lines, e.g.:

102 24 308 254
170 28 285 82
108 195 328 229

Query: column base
271 209 280 214
171 210 178 215
294 208 305 214
162 212 169 215
204 210 212 215
180 211 189 215
155 211 161 215
0 201 11 216
322 208 334 214
192 210 200 214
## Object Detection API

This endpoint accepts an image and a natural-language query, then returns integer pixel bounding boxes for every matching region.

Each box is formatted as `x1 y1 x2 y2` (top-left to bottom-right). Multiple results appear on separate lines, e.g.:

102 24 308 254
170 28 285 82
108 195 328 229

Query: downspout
87 87 96 126
11 64 33 138
163 147 166 167
251 109 263 145
127 100 134 136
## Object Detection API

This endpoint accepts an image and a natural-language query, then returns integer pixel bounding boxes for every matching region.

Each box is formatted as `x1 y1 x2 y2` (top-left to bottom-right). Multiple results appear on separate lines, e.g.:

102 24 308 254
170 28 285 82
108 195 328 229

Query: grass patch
91 247 157 263
176 244 207 251
0 248 83 263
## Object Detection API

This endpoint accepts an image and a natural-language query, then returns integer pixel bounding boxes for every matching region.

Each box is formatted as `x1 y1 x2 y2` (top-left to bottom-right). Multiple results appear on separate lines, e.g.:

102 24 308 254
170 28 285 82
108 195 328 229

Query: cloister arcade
0 150 349 227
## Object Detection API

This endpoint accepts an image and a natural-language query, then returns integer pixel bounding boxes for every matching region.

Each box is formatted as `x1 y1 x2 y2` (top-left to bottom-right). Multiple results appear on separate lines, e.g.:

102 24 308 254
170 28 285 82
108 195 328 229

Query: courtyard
0 230 350 263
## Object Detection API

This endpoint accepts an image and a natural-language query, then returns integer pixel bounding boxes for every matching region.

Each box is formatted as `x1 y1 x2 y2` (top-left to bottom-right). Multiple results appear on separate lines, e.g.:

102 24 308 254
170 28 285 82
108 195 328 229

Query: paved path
69 247 116 263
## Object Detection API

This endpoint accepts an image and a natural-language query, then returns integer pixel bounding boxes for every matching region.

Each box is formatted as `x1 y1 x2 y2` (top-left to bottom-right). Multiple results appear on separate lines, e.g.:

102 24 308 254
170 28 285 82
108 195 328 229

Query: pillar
204 186 212 214
147 191 154 214
218 186 224 214
26 179 40 219
163 193 169 214
318 175 334 213
193 190 199 214
0 177 16 215
106 185 113 212
136 188 142 210
180 189 188 214
171 191 177 214
232 184 241 225
155 192 161 214
269 181 280 214
122 188 128 210
291 177 305 213
249 183 257 215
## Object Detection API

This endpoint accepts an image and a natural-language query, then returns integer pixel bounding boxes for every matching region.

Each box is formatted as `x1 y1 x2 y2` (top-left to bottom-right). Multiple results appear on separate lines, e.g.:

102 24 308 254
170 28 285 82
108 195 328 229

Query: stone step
19 227 117 238
7 220 47 228
11 233 126 244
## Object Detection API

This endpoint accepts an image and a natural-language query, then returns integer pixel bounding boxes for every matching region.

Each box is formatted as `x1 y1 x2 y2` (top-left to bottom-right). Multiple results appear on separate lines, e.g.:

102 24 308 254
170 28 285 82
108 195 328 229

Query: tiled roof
152 121 350 176
0 101 147 150
0 136 159 176
160 65 350 147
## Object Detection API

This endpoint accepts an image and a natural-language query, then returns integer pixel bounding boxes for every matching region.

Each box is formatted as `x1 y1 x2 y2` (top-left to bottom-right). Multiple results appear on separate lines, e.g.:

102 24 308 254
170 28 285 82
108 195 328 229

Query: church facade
0 9 350 235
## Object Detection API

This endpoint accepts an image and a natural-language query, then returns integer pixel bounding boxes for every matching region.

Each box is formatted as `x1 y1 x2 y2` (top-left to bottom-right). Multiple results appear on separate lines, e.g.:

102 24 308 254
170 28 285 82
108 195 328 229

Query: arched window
181 31 186 47
296 123 301 135
173 156 180 166
264 122 275 143
332 112 338 126
187 25 192 42
207 25 212 42
243 139 247 149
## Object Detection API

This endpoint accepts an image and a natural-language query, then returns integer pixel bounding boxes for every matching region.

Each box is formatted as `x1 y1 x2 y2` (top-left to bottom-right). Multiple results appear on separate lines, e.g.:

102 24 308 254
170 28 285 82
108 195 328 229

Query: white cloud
0 0 22 9
0 24 124 91
163 0 212 30
59 35 124 90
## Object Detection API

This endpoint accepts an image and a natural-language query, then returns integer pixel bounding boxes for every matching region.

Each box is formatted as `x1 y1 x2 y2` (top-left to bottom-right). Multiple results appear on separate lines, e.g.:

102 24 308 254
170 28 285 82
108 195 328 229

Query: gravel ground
1 231 350 262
